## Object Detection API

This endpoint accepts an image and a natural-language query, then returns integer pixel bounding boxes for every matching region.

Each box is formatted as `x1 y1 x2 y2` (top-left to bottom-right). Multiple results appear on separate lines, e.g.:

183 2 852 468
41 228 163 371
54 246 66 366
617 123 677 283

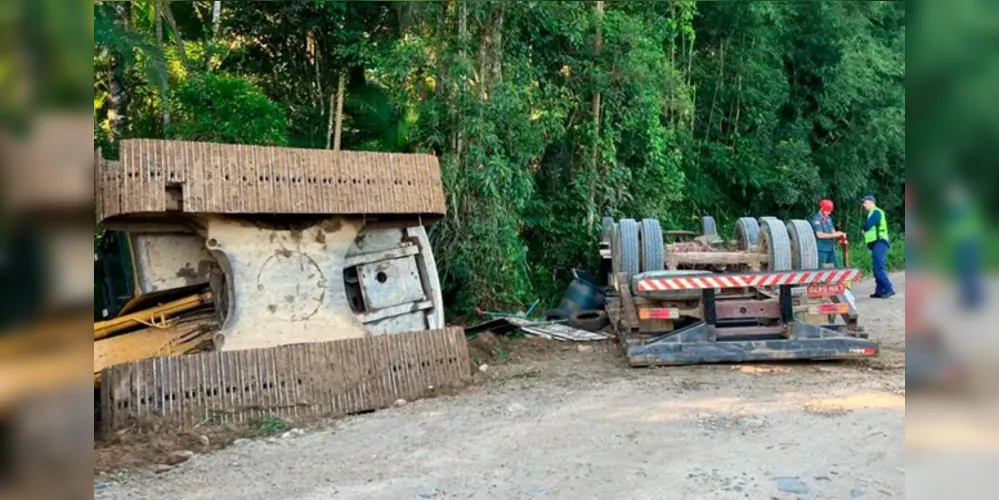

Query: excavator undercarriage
93 139 470 433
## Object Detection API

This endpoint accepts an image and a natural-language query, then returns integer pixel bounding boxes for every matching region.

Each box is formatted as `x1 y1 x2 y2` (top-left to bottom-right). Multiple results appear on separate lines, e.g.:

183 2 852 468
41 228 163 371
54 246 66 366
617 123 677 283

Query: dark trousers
956 240 984 310
871 240 895 296
818 250 839 268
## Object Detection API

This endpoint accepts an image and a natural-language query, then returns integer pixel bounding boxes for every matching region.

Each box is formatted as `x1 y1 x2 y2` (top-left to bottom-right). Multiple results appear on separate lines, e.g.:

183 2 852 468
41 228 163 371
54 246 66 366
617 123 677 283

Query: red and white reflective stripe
636 269 860 292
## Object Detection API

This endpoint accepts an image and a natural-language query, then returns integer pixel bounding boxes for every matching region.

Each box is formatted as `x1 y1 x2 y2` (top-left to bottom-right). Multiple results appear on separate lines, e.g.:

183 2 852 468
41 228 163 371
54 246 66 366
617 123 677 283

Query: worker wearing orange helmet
812 199 846 268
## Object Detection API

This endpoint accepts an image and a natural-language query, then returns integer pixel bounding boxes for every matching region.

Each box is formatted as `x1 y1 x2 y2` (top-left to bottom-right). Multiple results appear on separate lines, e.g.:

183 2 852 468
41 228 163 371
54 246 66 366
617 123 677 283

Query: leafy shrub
842 239 905 275
169 73 289 146
247 415 289 437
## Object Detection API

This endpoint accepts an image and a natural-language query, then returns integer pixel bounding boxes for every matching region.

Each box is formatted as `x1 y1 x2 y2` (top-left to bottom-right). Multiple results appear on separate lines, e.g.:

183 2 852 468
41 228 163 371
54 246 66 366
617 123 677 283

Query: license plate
809 303 849 315
807 283 845 297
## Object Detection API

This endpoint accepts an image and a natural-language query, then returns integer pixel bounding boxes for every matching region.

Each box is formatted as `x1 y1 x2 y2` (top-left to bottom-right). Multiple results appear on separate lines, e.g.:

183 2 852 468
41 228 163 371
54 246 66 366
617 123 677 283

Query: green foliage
169 73 289 145
987 233 999 269
94 0 906 316
247 415 289 437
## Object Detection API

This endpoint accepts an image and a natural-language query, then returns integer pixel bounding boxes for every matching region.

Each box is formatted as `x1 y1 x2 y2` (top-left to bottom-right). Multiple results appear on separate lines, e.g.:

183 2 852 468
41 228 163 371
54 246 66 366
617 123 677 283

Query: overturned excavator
94 139 449 378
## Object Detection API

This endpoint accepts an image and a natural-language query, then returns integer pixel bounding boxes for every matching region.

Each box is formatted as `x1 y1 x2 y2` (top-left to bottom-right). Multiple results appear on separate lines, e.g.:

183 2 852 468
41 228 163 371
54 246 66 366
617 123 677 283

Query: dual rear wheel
610 218 664 277
609 215 820 279
756 216 820 272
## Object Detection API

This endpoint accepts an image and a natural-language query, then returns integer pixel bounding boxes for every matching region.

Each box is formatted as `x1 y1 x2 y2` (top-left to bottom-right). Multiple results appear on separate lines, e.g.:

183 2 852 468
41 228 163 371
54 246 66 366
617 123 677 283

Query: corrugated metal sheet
97 139 446 222
504 318 611 342
99 327 470 433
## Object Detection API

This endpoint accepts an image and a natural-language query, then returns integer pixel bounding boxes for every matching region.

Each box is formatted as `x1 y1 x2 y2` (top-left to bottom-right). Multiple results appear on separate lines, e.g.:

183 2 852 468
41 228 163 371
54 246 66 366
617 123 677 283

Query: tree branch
205 1 222 71
161 0 189 70
154 1 170 130
334 72 346 151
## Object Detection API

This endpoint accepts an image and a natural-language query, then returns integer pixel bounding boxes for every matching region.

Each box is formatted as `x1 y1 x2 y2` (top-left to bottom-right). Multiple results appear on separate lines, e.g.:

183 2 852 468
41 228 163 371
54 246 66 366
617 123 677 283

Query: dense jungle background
94 1 907 314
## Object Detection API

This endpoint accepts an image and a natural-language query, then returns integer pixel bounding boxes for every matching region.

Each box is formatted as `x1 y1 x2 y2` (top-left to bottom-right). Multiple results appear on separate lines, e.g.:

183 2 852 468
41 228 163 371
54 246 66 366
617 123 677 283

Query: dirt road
96 273 905 500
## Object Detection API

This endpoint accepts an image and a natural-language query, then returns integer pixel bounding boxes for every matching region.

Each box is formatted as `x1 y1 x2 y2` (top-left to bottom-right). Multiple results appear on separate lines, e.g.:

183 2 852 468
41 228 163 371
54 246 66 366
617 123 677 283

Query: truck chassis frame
611 270 879 367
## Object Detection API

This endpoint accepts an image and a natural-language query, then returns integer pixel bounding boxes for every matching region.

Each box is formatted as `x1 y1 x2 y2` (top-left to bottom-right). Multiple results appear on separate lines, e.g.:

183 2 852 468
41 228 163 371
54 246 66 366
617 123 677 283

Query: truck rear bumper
622 322 879 367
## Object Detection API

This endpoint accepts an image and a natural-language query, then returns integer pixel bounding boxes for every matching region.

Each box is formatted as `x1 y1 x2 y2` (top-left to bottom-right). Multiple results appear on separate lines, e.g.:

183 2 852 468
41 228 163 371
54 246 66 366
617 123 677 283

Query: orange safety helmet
819 199 834 213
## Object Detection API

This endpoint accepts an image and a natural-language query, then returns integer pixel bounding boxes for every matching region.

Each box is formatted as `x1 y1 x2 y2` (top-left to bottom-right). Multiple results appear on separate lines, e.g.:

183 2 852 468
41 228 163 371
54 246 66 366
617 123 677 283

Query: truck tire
735 217 761 250
639 218 665 273
701 216 718 236
786 219 820 270
569 310 610 332
617 219 640 278
758 217 792 271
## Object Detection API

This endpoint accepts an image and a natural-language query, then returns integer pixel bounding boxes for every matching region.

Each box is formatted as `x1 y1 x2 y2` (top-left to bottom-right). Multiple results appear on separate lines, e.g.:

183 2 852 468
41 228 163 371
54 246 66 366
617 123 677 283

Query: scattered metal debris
466 317 611 342
476 300 541 319
505 318 610 342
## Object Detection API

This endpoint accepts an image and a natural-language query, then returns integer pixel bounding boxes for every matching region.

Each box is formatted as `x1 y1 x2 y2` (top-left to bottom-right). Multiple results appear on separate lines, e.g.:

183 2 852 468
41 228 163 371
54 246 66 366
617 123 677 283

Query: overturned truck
94 139 470 432
601 216 879 366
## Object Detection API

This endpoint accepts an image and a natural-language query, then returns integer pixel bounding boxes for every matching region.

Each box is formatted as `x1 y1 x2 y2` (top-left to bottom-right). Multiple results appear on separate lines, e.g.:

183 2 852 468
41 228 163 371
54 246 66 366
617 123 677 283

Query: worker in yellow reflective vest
861 194 895 298
946 182 984 310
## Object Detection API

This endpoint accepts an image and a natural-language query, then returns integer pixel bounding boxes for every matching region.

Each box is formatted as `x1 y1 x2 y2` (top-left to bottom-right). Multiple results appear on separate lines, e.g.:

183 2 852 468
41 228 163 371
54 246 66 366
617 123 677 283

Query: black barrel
550 269 606 320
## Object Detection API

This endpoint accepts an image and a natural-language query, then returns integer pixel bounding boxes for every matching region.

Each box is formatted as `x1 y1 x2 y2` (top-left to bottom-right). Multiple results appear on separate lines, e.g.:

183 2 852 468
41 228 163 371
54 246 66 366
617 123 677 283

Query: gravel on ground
95 273 906 500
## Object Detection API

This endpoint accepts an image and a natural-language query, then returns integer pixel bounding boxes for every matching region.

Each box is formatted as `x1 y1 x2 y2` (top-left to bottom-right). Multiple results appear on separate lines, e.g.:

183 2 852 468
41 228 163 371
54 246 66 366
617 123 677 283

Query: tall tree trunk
326 89 335 150
439 1 454 151
668 2 676 128
705 39 726 141
308 32 322 107
333 72 346 151
478 3 505 99
161 1 189 70
478 16 489 100
107 1 131 142
155 2 170 131
686 43 695 92
490 6 504 83
732 73 743 147
205 1 221 71
458 1 467 57
592 0 604 140
689 92 697 137
454 0 466 165
588 1 605 228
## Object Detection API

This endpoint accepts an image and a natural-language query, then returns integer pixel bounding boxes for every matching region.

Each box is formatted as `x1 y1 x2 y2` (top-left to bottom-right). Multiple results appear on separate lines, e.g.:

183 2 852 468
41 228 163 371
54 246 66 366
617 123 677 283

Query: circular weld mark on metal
257 250 326 322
